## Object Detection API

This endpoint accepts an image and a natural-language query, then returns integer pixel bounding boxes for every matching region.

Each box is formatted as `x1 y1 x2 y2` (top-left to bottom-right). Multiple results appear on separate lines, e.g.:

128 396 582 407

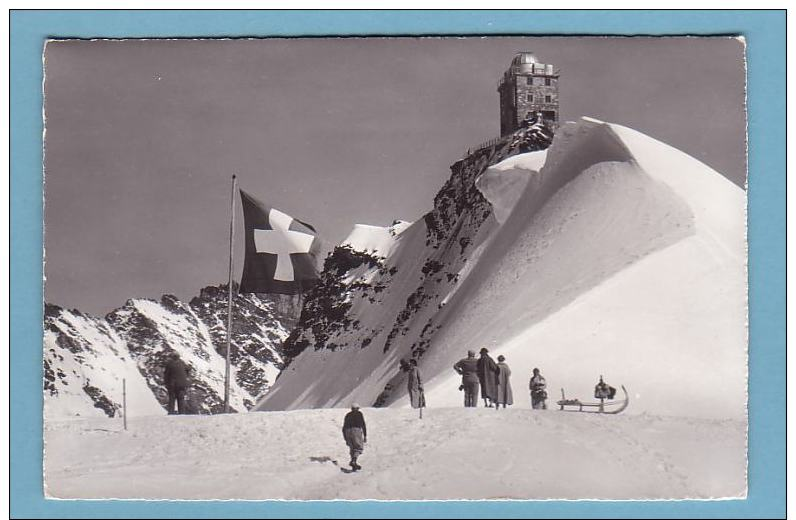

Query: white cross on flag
239 190 321 294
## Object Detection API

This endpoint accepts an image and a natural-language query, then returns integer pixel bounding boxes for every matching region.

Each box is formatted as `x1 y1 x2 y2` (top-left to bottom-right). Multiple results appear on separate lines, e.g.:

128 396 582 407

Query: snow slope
44 407 746 500
475 150 548 224
341 221 412 259
258 118 746 420
420 118 746 419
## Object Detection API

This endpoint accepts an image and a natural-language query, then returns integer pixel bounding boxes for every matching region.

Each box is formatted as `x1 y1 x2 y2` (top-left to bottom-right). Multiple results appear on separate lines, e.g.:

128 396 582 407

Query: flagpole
224 174 237 414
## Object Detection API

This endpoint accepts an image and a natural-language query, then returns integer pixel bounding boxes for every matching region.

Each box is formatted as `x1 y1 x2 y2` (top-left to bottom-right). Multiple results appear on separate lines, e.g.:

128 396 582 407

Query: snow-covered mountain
257 117 746 420
44 304 164 419
44 286 299 418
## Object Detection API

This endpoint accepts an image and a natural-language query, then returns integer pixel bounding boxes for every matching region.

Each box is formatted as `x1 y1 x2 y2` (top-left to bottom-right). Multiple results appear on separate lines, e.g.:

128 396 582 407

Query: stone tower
498 52 560 136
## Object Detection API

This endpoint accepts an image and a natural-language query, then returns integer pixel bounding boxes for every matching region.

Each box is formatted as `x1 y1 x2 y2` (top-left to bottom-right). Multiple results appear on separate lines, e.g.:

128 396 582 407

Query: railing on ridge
462 135 509 158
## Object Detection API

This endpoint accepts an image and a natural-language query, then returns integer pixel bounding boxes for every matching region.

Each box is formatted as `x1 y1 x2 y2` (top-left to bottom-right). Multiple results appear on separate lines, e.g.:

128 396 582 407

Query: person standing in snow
594 375 617 400
477 347 500 407
406 359 425 409
495 355 513 409
163 351 191 415
529 368 547 410
342 403 367 471
453 350 480 407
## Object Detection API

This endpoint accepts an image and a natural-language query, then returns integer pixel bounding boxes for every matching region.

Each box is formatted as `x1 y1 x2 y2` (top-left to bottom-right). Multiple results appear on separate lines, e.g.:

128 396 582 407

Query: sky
43 37 746 315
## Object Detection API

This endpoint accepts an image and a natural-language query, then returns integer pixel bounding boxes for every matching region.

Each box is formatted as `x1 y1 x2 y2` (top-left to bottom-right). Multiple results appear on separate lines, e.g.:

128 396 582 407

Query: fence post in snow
123 378 127 431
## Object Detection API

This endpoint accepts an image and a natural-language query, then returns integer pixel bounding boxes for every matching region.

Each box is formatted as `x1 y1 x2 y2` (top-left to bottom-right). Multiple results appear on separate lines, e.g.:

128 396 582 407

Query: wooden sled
557 385 629 414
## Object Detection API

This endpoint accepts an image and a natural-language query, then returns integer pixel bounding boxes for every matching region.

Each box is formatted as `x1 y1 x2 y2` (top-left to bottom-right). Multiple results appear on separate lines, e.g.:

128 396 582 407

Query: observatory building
497 52 560 136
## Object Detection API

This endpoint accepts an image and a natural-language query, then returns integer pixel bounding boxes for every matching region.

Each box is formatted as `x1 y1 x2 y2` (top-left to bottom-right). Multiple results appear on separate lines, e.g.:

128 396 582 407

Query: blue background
10 10 785 518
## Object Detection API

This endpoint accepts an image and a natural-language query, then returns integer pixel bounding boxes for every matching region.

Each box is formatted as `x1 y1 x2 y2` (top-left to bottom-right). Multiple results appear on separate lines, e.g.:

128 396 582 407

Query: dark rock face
189 286 301 408
282 246 389 362
45 286 300 417
82 383 120 417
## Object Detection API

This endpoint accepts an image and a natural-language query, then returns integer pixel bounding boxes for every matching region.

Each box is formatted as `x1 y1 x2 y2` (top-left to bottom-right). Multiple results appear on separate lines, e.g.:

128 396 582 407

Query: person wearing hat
406 359 425 409
529 368 547 410
163 351 191 415
342 403 367 471
495 355 514 409
477 347 500 408
453 350 480 407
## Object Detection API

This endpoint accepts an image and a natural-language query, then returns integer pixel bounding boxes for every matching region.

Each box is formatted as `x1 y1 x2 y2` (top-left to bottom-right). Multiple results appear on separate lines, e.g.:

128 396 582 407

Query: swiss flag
239 189 321 294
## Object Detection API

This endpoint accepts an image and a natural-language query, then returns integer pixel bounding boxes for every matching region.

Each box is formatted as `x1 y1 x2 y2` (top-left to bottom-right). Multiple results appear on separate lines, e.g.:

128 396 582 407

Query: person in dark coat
163 351 190 415
529 367 547 410
594 375 617 400
342 404 367 471
495 355 514 409
476 347 500 407
406 359 425 409
453 350 480 407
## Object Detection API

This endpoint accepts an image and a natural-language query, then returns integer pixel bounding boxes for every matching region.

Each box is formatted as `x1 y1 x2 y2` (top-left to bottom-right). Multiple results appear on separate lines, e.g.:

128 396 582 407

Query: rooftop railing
497 68 561 88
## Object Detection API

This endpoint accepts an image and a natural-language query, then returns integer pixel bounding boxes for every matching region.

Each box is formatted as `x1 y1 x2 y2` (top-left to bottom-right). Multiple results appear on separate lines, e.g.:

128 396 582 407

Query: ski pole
122 378 127 431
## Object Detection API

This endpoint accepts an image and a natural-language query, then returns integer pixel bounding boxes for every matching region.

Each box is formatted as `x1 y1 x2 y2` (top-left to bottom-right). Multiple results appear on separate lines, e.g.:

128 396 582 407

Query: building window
545 78 552 86
545 95 552 103
527 93 533 103
526 76 533 86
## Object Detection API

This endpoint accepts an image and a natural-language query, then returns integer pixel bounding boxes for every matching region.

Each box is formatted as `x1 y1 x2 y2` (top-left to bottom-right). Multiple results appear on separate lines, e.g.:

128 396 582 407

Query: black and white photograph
42 36 747 500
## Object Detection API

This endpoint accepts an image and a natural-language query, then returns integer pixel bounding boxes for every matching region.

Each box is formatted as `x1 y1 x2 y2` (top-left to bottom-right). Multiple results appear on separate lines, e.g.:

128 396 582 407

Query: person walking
163 351 190 415
342 403 367 471
453 350 480 407
495 355 514 409
529 368 547 410
406 359 425 409
477 347 499 407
